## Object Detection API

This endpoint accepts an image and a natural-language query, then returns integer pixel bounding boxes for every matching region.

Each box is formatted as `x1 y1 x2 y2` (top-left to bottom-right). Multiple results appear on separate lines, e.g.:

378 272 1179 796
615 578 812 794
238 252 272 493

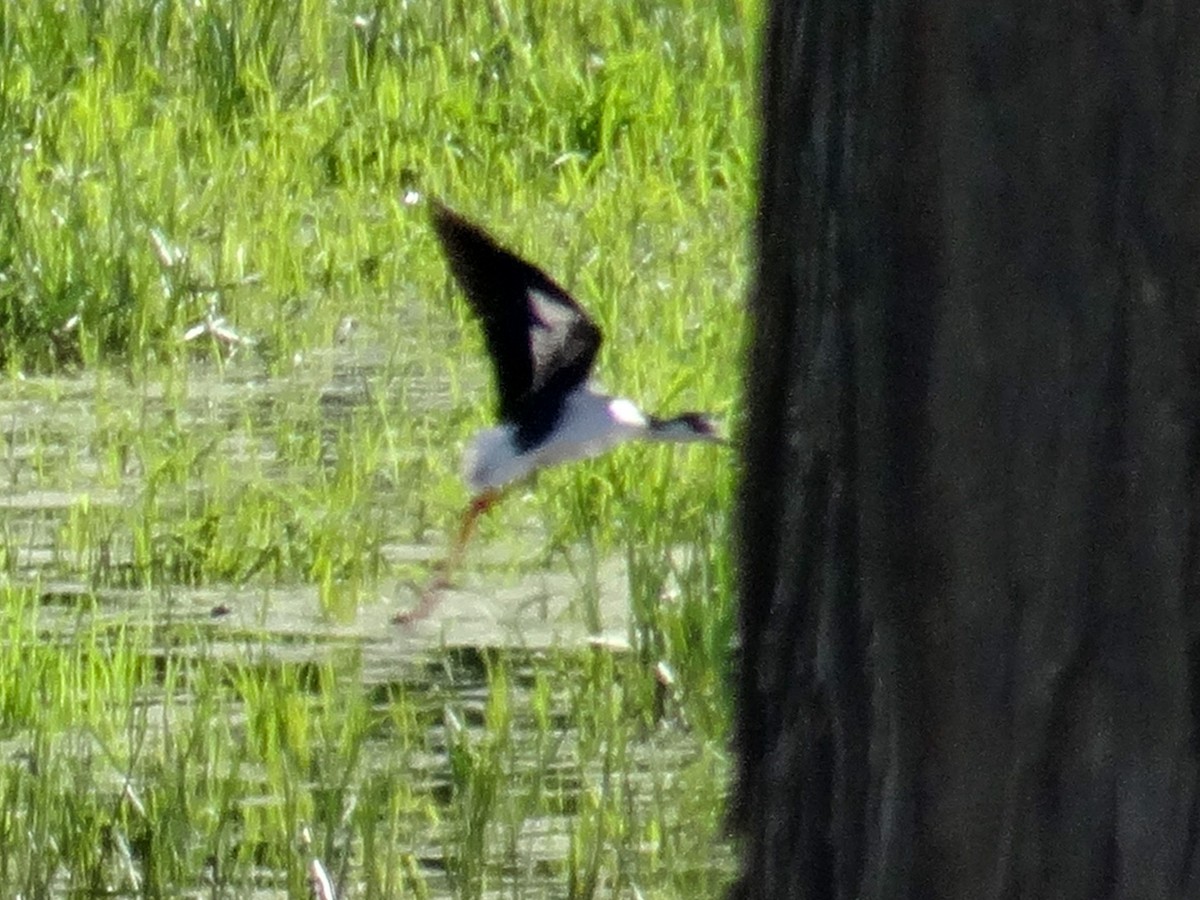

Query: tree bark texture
733 1 1200 898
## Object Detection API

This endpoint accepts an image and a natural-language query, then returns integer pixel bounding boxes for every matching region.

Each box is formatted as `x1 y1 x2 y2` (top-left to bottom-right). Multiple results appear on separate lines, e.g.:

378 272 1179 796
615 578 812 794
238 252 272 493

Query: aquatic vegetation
0 0 755 894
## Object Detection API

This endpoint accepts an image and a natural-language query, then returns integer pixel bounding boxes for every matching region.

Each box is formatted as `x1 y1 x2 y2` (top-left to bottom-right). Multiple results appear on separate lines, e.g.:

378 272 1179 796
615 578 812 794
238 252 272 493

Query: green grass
0 0 754 895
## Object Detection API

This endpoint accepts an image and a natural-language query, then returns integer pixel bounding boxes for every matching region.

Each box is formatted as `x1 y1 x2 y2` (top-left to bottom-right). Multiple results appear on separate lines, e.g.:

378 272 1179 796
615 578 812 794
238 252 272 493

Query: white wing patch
528 288 577 329
528 288 577 367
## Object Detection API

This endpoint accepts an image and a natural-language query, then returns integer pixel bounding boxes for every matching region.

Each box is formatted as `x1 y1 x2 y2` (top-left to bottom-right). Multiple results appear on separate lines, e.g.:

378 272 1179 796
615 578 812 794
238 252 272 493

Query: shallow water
0 337 731 897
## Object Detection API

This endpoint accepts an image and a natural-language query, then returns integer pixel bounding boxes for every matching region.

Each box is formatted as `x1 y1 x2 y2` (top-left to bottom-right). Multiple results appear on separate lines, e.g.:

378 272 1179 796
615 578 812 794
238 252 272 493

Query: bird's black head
649 411 726 444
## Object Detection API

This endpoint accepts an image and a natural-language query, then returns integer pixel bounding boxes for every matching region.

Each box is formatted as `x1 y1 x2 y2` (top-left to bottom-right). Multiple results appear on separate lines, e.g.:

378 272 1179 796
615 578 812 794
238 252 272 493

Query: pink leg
393 489 502 624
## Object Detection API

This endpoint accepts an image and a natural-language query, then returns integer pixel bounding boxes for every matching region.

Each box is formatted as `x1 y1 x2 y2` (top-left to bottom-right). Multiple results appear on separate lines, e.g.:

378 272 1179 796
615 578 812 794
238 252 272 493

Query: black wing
429 201 603 424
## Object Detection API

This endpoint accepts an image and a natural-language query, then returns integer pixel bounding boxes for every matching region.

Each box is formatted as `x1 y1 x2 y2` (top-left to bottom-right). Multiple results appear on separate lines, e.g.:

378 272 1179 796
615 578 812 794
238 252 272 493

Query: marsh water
0 329 732 897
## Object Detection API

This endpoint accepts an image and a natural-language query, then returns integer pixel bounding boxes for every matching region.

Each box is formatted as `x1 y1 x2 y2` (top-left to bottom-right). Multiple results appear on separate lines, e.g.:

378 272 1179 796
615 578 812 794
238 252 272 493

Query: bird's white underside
461 385 649 493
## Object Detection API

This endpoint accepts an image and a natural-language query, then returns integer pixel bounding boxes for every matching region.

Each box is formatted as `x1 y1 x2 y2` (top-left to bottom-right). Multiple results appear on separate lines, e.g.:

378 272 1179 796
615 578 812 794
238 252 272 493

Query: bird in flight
394 201 724 623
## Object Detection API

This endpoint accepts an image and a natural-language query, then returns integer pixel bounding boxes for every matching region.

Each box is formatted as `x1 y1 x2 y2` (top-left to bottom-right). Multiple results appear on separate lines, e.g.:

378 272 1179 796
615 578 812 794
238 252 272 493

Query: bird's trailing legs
392 488 503 624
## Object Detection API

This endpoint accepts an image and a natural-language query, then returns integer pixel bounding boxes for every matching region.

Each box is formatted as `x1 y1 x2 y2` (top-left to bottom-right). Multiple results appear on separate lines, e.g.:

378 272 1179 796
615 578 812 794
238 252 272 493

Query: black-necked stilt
394 201 724 623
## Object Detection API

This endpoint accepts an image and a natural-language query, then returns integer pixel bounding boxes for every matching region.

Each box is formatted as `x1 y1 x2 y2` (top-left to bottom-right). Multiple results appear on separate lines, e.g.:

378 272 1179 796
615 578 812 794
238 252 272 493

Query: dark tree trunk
733 1 1200 898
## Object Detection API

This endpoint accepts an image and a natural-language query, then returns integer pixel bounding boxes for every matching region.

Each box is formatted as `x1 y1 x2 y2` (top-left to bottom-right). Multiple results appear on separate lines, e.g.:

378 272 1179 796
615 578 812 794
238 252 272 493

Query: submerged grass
0 0 754 895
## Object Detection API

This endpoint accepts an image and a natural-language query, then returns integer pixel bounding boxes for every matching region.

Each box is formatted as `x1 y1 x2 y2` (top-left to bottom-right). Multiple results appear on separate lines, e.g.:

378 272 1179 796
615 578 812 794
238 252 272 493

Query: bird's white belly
533 393 642 466
461 425 525 492
461 389 646 492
